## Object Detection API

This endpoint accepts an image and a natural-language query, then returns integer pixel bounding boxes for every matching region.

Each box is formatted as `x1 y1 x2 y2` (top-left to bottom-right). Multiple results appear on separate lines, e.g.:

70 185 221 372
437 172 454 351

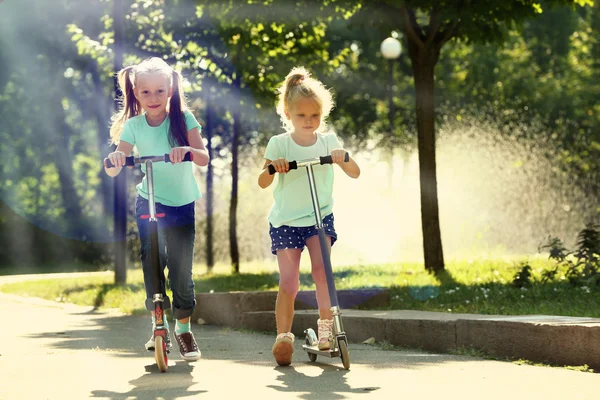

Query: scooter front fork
153 294 169 353
331 306 345 337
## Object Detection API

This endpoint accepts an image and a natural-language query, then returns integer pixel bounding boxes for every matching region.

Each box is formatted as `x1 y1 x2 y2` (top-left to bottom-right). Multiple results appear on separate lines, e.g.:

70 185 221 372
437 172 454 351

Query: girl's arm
104 141 134 177
258 158 290 188
331 149 360 179
186 127 210 166
258 159 276 189
169 127 210 166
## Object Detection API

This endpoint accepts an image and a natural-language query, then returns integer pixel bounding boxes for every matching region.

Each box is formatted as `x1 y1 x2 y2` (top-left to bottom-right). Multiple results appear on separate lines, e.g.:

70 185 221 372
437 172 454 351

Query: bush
540 223 600 286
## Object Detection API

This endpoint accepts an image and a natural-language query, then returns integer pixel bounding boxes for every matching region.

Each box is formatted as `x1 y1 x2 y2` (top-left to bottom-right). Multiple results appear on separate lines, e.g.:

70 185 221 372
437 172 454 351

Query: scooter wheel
339 339 350 370
155 335 169 372
308 352 317 362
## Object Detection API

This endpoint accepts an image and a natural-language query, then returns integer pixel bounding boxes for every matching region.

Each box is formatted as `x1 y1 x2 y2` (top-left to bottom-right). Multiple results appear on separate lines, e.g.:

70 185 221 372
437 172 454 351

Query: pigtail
109 66 139 144
168 69 189 147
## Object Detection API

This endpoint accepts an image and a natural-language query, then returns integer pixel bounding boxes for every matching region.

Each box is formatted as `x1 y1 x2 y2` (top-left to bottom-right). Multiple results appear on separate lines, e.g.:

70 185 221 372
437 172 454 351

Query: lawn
2 256 599 317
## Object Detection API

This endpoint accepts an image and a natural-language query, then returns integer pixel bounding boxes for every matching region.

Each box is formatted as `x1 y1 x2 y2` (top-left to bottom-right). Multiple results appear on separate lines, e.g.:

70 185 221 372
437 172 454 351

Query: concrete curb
192 288 389 329
192 291 600 369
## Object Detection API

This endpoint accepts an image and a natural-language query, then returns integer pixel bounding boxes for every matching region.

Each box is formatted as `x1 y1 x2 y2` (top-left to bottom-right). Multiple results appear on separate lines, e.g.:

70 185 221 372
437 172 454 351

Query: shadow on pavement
268 364 380 399
27 310 487 370
90 361 205 399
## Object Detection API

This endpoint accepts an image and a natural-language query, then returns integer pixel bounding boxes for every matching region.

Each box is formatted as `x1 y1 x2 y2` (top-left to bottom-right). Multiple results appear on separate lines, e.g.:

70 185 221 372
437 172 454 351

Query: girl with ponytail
105 57 209 362
258 66 361 366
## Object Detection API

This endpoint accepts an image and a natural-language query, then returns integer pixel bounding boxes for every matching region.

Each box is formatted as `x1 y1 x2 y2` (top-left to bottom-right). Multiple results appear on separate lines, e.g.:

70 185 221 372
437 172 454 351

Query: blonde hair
109 57 190 147
276 66 334 131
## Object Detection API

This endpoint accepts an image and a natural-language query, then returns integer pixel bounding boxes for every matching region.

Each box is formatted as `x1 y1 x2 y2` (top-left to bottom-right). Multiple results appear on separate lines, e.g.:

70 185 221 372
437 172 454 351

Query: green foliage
512 262 533 288
5 257 600 318
540 223 600 285
0 0 599 269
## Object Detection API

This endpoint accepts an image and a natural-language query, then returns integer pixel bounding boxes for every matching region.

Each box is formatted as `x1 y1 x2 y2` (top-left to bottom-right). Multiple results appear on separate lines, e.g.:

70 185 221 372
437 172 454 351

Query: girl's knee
279 275 299 297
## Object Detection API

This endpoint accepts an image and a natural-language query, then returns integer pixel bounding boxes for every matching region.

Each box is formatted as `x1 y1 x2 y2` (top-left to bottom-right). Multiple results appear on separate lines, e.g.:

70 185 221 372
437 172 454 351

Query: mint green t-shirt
120 110 202 207
264 132 343 228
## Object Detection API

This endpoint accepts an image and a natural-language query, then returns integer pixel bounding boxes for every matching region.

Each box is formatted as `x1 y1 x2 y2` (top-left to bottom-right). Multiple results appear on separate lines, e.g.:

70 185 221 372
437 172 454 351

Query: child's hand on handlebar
169 146 191 164
270 158 290 174
107 151 127 168
330 149 348 164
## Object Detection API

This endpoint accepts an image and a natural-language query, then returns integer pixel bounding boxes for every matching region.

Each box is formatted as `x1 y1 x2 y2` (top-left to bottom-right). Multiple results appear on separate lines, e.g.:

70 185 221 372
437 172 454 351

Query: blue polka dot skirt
269 213 338 255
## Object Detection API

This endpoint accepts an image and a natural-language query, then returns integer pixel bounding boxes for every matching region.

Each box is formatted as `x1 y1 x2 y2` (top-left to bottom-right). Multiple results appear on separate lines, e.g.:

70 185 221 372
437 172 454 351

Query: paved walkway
1 291 599 400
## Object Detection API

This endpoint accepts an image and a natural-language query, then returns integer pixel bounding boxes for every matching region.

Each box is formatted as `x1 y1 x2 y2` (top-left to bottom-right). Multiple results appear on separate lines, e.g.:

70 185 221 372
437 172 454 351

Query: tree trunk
90 63 114 218
113 0 127 285
205 100 215 272
51 100 84 237
407 41 445 273
229 76 241 273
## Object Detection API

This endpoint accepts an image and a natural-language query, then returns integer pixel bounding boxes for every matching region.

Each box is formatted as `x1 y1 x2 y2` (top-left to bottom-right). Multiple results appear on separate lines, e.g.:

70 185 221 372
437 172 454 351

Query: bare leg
305 235 333 320
275 248 302 334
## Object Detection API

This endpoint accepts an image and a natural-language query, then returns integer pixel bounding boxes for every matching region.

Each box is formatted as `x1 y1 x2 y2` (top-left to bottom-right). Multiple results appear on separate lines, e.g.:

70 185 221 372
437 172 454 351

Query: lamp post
380 37 402 136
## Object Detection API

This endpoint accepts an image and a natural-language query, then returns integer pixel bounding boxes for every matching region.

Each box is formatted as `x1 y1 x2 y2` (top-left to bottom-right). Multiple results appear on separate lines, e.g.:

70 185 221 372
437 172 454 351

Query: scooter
268 153 351 370
104 152 193 372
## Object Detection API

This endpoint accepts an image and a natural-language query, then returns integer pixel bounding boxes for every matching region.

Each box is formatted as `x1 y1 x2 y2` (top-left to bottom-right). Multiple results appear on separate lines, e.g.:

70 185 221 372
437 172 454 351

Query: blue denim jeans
135 196 196 319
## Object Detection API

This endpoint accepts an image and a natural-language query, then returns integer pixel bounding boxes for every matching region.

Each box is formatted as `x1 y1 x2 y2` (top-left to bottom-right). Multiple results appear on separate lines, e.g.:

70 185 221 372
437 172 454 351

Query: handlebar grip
268 160 298 175
320 152 350 165
104 156 135 168
164 152 194 163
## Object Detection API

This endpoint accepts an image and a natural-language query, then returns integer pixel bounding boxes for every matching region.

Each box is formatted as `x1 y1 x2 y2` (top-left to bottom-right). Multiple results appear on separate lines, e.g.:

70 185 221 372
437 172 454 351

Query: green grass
513 359 594 373
2 256 600 317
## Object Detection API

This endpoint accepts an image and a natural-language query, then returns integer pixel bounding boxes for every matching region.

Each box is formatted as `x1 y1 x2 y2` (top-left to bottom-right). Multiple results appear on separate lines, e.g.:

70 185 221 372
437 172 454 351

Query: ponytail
282 69 308 115
276 66 334 132
168 69 189 147
109 66 139 144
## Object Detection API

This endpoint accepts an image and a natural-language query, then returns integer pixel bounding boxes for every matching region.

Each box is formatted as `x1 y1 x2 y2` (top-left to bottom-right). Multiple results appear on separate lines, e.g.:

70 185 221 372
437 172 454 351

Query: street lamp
380 37 402 136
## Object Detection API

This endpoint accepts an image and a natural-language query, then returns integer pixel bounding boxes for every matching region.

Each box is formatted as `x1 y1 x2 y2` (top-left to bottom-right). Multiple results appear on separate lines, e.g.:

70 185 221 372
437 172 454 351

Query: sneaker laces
317 319 333 341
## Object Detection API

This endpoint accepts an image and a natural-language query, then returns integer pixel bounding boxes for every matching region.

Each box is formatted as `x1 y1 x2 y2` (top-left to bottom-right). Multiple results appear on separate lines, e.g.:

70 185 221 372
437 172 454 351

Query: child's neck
291 130 317 146
145 111 168 127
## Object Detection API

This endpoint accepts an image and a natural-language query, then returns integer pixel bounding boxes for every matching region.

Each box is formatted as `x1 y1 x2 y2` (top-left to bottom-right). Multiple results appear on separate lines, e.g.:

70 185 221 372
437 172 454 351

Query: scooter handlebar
104 156 135 169
164 152 194 164
320 152 350 165
268 160 298 175
104 152 194 168
267 153 350 175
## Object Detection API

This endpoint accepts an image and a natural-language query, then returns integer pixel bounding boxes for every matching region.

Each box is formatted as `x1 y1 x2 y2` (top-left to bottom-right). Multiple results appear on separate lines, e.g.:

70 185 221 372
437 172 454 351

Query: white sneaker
145 329 172 351
272 332 295 366
317 319 333 350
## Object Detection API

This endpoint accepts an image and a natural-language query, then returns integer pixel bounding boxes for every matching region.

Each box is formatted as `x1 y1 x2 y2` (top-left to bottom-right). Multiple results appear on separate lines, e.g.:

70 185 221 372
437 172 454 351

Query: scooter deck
302 344 340 358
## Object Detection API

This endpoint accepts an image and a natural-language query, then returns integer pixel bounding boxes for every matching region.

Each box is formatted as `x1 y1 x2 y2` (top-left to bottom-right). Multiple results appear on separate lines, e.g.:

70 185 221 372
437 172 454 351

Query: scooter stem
146 160 157 221
306 164 340 309
306 165 323 228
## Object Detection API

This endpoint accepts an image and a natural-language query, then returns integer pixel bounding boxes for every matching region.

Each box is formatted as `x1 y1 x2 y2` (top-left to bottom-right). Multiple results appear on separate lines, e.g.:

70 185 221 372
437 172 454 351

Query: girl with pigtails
258 67 361 366
105 57 209 361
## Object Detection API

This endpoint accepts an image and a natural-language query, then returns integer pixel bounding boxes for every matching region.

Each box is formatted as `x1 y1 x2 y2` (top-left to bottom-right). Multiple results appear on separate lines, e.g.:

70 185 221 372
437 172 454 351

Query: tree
113 0 127 285
0 0 114 267
341 0 594 273
185 0 347 271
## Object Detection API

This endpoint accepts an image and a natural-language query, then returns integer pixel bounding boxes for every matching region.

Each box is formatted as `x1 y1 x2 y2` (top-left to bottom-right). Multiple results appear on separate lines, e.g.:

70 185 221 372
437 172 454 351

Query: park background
0 0 599 317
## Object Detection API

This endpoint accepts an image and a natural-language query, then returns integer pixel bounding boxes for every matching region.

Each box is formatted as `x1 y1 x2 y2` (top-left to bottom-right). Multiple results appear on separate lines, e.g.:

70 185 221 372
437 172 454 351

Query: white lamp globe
380 37 402 60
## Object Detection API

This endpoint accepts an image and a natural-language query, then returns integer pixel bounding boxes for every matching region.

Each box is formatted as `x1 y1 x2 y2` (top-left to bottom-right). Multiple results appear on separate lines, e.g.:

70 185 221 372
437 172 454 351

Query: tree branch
425 10 442 47
436 19 460 46
400 4 425 50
